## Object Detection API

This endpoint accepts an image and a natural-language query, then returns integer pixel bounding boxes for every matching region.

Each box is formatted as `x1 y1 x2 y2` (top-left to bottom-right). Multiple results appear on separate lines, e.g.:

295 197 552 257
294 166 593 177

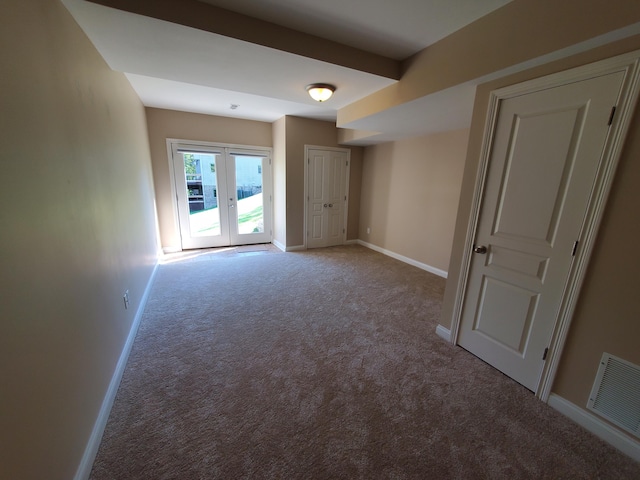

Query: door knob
328 203 333 207
473 245 487 254
323 203 328 208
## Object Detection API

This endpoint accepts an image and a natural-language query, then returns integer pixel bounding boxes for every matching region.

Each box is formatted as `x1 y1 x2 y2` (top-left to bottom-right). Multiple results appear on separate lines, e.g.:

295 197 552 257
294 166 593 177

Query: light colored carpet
90 245 640 479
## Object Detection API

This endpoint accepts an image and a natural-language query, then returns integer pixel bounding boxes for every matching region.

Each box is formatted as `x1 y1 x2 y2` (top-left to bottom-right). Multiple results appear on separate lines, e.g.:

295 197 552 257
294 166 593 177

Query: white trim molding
272 240 306 252
74 262 160 480
357 240 448 278
436 325 452 342
548 393 640 462
447 50 640 400
272 239 286 252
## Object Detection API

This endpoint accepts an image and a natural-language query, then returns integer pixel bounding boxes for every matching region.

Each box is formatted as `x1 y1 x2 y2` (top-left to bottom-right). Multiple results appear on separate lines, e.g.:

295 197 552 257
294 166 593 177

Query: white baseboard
345 239 358 245
357 240 448 278
272 239 286 252
547 393 640 462
74 262 160 480
162 246 181 254
272 239 306 252
436 324 452 342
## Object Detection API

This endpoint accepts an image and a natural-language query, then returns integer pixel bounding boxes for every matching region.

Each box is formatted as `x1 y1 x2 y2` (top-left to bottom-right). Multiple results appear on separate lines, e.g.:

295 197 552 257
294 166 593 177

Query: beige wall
346 148 363 241
272 117 287 247
283 116 363 247
359 130 469 273
441 36 640 415
144 110 360 251
145 108 272 250
0 1 158 479
552 96 640 407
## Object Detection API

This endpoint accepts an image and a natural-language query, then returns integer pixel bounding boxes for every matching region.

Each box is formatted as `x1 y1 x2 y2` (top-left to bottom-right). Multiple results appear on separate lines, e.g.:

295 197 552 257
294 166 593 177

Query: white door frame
166 138 273 250
448 51 640 401
303 145 351 249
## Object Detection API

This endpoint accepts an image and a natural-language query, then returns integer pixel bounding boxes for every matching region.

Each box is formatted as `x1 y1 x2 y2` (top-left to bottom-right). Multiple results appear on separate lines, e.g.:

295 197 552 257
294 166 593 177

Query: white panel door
172 145 230 249
458 71 625 391
307 149 347 249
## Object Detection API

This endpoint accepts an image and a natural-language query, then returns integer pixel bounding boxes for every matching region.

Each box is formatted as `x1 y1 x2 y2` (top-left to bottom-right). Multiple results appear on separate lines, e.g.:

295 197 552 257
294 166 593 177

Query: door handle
323 203 328 208
473 245 487 254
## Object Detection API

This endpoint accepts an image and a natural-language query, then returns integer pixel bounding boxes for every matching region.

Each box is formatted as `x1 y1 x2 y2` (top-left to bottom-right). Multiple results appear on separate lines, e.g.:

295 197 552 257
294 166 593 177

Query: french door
170 141 272 249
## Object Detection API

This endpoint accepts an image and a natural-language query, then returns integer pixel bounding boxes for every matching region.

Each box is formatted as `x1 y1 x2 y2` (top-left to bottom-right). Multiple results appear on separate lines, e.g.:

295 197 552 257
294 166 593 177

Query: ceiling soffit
87 0 400 80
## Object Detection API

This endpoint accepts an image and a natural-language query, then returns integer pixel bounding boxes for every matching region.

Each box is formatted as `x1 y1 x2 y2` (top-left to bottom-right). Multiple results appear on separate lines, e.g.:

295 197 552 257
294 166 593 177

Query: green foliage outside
196 205 263 233
184 154 197 175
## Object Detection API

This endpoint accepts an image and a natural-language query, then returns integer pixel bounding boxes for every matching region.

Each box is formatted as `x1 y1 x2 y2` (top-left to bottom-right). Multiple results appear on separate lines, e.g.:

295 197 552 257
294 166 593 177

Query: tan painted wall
0 1 159 479
552 96 640 408
272 117 287 247
347 149 363 242
145 108 272 250
441 36 640 413
283 116 363 247
359 130 468 273
339 0 640 127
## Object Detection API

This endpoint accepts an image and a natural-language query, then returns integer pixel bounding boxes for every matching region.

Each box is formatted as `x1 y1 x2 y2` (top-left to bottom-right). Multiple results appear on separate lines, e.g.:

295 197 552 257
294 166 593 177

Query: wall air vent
587 353 640 438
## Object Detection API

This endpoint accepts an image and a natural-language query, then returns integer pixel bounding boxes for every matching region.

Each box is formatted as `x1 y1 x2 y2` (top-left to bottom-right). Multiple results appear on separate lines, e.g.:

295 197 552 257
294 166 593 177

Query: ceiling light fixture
306 83 335 102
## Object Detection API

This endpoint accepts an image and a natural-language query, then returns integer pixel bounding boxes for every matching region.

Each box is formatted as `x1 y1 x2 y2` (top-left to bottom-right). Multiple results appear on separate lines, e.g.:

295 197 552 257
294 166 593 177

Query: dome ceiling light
306 83 336 102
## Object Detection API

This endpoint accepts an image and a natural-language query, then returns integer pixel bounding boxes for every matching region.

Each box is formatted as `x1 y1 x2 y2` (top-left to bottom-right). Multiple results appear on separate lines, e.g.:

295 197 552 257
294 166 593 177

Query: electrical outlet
366 227 371 234
123 290 130 310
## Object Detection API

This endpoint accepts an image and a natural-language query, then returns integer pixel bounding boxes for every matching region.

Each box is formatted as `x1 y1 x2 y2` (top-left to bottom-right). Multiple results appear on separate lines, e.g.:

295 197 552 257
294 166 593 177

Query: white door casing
451 51 640 398
168 140 272 250
306 147 349 249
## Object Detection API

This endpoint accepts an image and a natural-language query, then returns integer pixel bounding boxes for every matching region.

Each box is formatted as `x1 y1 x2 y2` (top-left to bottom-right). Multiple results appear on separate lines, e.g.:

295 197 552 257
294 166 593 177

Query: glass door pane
184 153 221 237
171 142 271 249
172 144 230 249
229 154 271 245
234 155 264 234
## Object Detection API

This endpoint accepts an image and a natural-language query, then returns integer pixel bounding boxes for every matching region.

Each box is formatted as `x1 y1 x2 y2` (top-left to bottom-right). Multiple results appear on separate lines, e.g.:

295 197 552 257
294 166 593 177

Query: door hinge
571 240 579 257
607 106 617 126
543 347 549 361
343 228 345 234
346 160 349 166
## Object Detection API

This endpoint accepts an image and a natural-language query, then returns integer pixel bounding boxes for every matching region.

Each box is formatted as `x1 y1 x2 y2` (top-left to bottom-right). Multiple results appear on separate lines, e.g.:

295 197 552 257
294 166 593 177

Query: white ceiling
62 1 640 145
61 0 516 143
197 0 513 61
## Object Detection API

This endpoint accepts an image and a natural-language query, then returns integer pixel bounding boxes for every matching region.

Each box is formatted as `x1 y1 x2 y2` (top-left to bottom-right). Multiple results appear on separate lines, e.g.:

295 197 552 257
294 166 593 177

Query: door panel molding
304 145 350 249
449 50 640 400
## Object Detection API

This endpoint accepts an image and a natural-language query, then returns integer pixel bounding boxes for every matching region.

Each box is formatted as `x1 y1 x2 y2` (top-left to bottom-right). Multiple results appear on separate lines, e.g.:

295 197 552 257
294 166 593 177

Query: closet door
307 148 348 249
